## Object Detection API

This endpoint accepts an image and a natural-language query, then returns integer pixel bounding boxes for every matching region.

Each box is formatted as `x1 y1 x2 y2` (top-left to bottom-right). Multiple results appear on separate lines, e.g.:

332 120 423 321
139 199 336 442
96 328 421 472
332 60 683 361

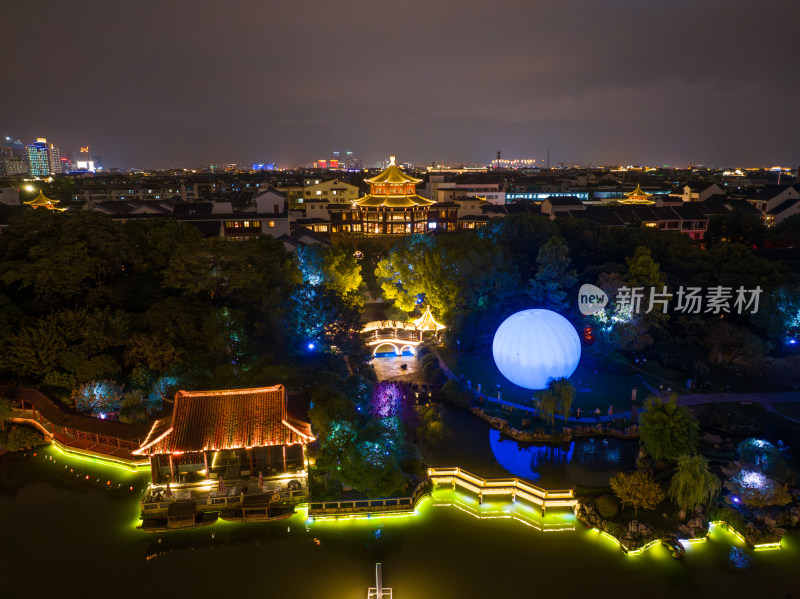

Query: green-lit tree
668 454 721 518
638 394 699 461
610 470 665 517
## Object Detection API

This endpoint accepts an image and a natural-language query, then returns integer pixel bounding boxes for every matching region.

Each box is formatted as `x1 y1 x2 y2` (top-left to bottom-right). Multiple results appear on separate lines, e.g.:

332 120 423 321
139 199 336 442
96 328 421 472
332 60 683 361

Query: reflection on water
2 446 800 599
489 429 636 486
728 546 754 569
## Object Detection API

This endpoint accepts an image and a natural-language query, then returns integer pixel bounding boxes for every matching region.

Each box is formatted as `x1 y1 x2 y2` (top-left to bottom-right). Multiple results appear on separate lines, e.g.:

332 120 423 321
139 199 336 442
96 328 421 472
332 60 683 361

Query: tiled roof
768 198 800 215
364 164 423 185
134 386 314 455
355 194 435 208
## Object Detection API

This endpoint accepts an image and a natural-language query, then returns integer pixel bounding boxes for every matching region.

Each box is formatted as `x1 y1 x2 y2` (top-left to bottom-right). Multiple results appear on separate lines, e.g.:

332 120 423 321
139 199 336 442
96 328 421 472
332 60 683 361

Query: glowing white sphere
492 309 581 390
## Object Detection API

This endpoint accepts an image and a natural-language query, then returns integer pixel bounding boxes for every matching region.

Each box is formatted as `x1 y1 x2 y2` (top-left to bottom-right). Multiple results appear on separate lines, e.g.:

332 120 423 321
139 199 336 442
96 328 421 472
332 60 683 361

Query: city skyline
2 0 798 169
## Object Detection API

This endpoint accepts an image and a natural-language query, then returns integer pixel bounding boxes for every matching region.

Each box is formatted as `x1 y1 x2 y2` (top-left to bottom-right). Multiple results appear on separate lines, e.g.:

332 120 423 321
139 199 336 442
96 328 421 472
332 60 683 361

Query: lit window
268 220 275 228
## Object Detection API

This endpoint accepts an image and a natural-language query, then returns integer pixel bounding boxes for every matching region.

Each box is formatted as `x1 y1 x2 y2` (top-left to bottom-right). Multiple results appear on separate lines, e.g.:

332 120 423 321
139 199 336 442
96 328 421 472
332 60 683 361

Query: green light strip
51 440 150 473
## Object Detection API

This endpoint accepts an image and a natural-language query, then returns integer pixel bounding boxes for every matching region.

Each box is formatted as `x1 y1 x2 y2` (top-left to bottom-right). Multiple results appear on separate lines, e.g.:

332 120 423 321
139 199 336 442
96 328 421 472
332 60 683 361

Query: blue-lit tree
72 380 124 416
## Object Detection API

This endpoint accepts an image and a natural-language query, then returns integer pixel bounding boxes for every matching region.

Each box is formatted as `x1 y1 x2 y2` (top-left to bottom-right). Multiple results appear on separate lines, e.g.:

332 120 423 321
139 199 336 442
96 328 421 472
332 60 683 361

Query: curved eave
24 191 59 207
364 164 423 185
624 185 652 198
617 199 656 205
355 194 435 208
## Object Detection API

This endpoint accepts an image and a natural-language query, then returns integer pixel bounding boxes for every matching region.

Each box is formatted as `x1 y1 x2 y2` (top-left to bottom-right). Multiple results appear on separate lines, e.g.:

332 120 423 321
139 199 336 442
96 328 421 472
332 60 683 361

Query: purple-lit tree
369 381 418 428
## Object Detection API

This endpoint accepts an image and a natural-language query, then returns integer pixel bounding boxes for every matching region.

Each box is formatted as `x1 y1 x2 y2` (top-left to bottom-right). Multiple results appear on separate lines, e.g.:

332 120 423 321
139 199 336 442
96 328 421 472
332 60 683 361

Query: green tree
0 396 13 430
610 470 665 517
5 426 45 451
625 245 666 288
529 236 577 312
638 394 699 461
376 233 521 341
706 211 767 247
537 377 575 425
668 454 721 518
479 213 558 281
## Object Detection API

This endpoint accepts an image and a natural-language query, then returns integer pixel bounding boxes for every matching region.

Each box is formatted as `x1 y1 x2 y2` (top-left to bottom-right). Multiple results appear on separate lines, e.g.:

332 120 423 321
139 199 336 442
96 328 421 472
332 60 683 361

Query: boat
140 509 219 532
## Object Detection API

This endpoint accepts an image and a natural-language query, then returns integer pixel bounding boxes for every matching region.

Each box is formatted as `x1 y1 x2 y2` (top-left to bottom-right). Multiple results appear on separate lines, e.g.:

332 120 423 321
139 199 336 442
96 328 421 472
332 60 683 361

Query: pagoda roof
355 194 435 208
412 305 446 331
365 164 423 185
133 385 314 456
24 190 63 210
624 184 653 198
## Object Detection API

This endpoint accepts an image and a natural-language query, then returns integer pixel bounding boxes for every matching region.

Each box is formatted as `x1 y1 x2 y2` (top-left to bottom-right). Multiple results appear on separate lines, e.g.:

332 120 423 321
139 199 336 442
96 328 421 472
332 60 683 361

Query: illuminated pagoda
618 184 655 205
413 305 446 333
133 386 314 485
24 190 64 210
354 156 435 234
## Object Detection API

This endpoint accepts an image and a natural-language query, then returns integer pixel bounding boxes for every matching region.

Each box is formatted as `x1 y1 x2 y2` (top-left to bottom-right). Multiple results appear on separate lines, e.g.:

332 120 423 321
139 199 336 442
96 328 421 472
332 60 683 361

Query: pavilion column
282 446 287 473
248 449 254 473
169 454 175 481
150 456 159 484
203 451 209 479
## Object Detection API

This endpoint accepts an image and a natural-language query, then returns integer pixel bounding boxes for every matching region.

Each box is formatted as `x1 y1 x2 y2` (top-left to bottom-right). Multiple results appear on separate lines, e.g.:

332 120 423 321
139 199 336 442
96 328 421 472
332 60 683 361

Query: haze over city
3 0 798 169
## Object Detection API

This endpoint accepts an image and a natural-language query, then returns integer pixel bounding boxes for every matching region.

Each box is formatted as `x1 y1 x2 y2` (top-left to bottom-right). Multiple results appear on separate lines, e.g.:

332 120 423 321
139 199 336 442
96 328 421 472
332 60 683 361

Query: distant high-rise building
1 137 29 176
343 151 361 171
27 139 51 176
24 138 62 176
48 144 61 174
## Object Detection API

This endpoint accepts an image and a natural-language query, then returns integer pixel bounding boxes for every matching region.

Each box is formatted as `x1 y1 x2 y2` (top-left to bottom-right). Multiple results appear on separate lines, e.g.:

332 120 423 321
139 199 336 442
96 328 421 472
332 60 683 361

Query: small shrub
5 426 46 452
417 347 432 358
596 494 621 519
422 362 439 381
442 379 465 402
456 390 474 409
604 521 623 538
421 354 438 369
430 368 446 385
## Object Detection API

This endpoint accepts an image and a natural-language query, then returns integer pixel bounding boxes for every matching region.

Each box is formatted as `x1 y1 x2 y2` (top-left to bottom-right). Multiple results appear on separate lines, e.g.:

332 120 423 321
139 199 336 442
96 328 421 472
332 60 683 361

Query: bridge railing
308 481 430 517
362 320 422 333
428 467 577 509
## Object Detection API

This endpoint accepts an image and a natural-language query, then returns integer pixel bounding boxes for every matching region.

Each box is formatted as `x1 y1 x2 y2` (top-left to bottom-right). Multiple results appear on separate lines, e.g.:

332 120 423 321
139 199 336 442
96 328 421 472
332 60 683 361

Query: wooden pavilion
133 385 314 485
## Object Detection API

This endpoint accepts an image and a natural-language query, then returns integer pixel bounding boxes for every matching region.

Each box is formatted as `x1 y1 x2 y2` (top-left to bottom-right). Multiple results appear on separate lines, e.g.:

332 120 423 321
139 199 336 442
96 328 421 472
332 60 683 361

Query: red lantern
582 325 595 345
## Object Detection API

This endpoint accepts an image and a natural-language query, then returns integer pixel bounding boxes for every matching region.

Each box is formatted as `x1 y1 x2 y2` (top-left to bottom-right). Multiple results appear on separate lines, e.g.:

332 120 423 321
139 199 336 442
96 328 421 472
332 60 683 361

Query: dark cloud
2 0 797 168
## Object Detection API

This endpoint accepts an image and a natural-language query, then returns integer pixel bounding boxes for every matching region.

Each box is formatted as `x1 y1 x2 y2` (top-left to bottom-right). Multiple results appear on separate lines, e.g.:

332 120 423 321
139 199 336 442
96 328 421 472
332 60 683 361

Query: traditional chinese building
618 184 655 205
24 190 64 210
351 158 435 235
133 385 314 485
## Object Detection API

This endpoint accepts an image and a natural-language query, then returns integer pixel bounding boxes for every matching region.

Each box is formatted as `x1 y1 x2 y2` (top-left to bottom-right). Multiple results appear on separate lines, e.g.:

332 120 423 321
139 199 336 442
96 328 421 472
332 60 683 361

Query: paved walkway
432 349 800 426
432 349 631 424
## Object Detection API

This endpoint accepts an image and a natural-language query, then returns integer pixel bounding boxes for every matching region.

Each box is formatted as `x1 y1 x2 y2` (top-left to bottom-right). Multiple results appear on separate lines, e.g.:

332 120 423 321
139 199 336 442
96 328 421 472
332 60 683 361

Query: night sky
3 0 798 169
